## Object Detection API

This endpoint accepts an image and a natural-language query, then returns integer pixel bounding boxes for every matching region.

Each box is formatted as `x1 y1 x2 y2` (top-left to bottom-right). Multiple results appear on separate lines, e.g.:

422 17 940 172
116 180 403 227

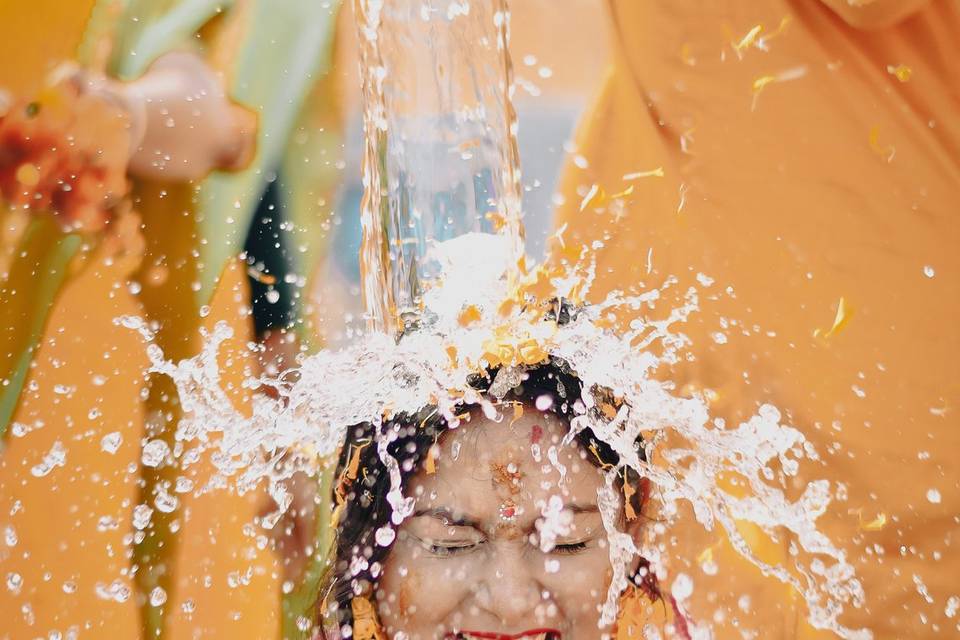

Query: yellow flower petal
860 511 887 532
579 183 605 212
734 24 764 56
458 304 482 327
886 64 912 83
624 479 638 521
517 338 547 365
424 445 439 475
622 167 664 181
445 344 458 367
869 125 896 162
814 296 854 339
484 210 507 231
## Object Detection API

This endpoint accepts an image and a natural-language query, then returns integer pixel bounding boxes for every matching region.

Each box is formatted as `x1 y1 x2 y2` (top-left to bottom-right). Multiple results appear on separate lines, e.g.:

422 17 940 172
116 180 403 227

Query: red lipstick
446 630 561 640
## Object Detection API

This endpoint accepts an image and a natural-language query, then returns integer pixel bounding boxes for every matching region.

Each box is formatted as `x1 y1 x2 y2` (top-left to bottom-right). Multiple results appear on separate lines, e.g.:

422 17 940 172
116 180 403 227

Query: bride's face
376 408 624 639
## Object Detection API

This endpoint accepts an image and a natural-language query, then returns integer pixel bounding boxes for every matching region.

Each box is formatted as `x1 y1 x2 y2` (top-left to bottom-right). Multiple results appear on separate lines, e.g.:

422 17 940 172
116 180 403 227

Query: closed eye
428 542 482 557
409 534 485 557
551 541 589 555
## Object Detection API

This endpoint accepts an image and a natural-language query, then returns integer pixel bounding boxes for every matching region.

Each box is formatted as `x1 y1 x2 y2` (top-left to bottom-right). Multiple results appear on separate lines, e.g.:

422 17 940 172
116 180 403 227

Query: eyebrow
566 504 600 515
412 507 482 529
412 503 600 527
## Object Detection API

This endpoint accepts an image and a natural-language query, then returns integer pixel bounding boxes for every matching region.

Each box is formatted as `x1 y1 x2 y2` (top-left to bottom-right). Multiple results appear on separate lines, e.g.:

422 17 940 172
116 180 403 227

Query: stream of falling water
356 0 525 334
121 1 869 638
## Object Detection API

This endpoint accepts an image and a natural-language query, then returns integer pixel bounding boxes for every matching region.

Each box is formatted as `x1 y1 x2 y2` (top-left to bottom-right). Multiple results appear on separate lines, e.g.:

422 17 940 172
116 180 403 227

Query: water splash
118 0 869 636
123 241 869 637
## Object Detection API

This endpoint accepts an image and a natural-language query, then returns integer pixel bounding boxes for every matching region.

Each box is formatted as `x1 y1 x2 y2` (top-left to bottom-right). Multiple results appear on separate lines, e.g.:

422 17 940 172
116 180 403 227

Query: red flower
0 86 130 233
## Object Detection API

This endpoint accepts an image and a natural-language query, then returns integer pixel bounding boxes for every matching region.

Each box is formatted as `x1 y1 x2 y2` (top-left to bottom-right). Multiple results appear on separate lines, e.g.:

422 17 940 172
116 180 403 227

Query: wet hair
315 359 651 635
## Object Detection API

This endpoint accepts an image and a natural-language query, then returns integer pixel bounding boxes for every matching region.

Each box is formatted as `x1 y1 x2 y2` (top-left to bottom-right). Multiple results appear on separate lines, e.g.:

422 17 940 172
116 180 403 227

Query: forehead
408 407 604 516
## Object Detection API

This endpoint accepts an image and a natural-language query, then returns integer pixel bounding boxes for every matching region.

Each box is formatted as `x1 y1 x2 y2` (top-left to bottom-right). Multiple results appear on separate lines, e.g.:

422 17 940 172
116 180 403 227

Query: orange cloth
555 0 959 637
0 0 97 96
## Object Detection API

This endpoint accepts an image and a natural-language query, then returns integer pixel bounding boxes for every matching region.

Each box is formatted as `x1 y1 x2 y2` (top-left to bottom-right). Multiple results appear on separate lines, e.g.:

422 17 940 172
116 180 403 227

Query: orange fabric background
555 0 959 637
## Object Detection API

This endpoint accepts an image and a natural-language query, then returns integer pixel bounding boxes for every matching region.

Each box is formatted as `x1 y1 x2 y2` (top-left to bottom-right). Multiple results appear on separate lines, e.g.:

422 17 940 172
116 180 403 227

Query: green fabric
0 218 82 438
197 0 340 308
110 0 234 79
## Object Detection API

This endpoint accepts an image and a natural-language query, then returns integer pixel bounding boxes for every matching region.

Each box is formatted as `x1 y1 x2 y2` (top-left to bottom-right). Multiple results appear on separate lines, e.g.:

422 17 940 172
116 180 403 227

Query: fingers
218 102 258 172
0 89 11 116
47 62 147 155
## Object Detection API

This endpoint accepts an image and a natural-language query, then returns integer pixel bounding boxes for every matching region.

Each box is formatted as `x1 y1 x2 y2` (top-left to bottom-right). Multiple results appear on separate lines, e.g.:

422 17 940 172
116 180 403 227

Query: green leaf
0 216 82 436
282 465 336 639
108 0 236 80
195 0 340 306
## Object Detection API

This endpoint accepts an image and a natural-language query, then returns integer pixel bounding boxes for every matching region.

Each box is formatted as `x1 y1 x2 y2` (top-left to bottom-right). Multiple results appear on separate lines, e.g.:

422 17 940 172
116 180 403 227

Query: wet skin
376 408 640 639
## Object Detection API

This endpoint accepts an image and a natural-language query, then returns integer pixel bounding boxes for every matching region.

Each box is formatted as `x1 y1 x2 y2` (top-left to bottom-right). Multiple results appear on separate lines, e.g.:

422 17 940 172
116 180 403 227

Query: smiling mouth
446 631 561 640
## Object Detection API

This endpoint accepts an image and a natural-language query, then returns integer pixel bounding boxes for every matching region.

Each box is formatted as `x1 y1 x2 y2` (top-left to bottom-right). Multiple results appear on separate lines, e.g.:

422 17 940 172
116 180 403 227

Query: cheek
378 546 475 629
542 549 613 618
397 573 416 616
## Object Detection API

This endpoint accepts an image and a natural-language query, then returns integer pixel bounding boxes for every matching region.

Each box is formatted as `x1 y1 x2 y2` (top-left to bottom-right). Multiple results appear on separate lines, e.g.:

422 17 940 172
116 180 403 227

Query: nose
476 545 546 625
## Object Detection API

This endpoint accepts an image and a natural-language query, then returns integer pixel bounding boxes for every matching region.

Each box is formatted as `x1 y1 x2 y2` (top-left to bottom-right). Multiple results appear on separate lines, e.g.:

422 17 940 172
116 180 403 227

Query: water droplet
149 586 167 607
141 439 170 467
30 441 67 477
128 281 142 295
923 265 935 278
535 394 553 411
945 595 959 619
132 504 153 530
97 515 119 532
4 526 17 547
926 488 941 504
95 580 130 602
696 273 715 287
154 488 178 514
6 572 23 594
181 599 196 613
62 580 77 594
375 526 395 546
672 572 694 600
701 558 719 576
101 432 122 454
